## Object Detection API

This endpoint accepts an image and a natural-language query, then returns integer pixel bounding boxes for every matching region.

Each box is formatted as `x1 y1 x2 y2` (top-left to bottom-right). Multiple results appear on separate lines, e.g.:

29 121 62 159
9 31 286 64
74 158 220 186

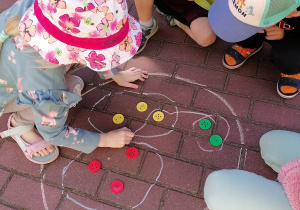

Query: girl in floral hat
0 0 146 164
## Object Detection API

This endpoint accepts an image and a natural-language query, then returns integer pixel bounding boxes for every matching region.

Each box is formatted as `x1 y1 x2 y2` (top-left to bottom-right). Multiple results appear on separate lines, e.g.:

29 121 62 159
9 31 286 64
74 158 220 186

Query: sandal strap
0 124 34 138
278 76 300 89
26 140 52 155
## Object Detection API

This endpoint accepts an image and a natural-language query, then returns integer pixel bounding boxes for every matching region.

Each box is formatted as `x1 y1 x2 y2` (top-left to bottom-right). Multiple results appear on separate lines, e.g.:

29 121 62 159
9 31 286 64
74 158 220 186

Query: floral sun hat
19 0 142 72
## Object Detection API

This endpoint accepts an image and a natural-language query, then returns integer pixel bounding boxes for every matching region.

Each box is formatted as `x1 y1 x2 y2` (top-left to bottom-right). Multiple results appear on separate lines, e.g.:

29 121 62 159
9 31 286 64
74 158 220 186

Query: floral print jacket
0 0 117 153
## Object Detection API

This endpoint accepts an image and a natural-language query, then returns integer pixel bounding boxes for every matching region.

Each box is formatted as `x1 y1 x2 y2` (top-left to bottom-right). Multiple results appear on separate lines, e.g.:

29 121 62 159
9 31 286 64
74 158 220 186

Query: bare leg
178 17 216 47
134 0 154 22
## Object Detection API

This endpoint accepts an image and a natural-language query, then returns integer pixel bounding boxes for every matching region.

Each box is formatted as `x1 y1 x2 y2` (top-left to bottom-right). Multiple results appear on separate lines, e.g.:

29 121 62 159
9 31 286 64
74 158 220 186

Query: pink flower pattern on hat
19 0 141 72
85 51 106 70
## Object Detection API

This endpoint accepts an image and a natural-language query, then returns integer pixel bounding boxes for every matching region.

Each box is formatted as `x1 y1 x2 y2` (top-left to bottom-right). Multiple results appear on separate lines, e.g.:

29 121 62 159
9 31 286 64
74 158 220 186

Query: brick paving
0 0 299 209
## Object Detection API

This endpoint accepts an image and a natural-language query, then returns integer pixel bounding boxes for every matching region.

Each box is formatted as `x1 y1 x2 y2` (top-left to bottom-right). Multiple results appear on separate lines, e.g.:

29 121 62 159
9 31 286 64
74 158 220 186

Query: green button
199 119 211 130
210 135 222 147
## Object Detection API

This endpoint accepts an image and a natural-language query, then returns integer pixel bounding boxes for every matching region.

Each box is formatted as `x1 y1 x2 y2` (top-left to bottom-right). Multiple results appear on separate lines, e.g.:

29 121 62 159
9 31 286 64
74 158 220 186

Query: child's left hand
112 67 148 89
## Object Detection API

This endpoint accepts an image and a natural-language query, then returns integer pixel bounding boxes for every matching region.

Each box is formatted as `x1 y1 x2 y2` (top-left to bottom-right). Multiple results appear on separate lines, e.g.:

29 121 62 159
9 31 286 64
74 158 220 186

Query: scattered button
126 147 139 159
110 180 124 194
113 114 124 124
88 160 101 173
199 119 211 130
137 102 148 112
153 111 164 122
210 135 223 147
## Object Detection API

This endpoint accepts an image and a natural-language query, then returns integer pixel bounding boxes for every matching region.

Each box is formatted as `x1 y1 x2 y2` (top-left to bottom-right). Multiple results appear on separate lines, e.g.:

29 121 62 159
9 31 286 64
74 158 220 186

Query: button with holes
126 147 138 159
113 114 124 124
88 160 101 173
137 102 148 112
199 119 211 130
210 135 223 147
110 180 124 194
153 111 164 122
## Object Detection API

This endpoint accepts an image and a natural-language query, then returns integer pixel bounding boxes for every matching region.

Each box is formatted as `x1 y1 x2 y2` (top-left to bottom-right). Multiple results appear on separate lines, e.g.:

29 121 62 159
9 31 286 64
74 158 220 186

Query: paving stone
0 169 10 190
257 60 280 81
125 56 176 77
252 101 300 130
71 67 97 84
206 50 258 76
72 108 128 133
82 146 143 174
60 193 119 210
227 74 280 102
140 153 203 193
0 204 14 210
130 121 182 155
194 89 251 118
175 64 227 90
107 93 161 120
0 141 42 176
79 87 111 110
208 38 233 52
0 113 10 133
98 172 164 209
243 150 277 180
136 40 162 57
45 157 104 195
216 118 272 149
160 104 214 137
284 95 300 107
1 175 61 209
66 106 79 125
159 43 207 65
180 135 241 169
200 168 215 197
143 77 195 106
59 146 82 158
163 190 207 210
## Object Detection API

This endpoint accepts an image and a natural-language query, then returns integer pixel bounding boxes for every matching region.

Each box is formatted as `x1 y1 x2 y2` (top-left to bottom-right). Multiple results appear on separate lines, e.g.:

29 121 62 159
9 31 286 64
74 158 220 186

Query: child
207 0 300 99
135 0 216 54
204 130 300 210
0 0 147 164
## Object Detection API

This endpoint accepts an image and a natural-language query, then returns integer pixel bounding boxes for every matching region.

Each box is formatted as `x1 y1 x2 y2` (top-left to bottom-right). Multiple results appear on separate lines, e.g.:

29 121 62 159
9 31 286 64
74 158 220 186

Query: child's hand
112 67 148 89
259 25 284 40
286 9 300 18
98 127 134 148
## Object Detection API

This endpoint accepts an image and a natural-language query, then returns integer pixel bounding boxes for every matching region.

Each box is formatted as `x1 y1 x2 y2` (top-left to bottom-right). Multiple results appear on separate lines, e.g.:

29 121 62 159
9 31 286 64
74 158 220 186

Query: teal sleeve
32 102 100 154
97 67 118 80
0 0 35 32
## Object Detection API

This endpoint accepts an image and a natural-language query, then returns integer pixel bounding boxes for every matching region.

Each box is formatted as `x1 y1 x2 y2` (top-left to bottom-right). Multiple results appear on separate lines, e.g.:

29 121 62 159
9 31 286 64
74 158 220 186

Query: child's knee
195 33 216 47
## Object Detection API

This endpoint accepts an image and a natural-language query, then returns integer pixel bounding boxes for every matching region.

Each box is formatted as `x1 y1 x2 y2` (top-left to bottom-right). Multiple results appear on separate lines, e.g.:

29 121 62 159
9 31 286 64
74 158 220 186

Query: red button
126 147 138 159
110 180 124 194
88 160 101 173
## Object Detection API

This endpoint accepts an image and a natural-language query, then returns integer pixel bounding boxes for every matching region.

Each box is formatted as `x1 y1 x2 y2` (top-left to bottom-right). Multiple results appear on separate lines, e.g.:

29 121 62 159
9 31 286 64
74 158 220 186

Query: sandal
277 73 300 99
0 115 59 164
223 44 263 69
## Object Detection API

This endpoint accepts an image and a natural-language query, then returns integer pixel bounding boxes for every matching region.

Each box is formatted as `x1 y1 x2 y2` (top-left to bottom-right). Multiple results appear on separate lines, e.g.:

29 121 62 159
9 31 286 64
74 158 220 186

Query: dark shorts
154 0 208 27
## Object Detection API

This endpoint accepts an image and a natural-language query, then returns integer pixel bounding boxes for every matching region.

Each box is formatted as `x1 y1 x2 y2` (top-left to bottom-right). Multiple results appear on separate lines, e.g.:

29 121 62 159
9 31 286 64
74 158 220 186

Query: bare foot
11 117 54 157
112 67 148 89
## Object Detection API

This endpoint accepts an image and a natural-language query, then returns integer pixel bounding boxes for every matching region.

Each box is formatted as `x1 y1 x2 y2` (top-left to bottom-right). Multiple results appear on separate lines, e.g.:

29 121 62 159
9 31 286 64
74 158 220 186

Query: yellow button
153 111 164 122
113 114 124 124
137 102 148 112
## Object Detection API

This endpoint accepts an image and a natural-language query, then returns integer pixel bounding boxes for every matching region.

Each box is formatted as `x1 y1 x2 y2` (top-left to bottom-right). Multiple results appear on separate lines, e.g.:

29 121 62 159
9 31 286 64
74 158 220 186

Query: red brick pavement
0 0 298 209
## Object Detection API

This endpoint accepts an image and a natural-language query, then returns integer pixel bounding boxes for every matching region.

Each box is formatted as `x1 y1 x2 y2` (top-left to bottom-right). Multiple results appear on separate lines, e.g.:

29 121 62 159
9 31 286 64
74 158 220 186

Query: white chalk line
40 165 49 210
131 142 164 209
174 75 207 87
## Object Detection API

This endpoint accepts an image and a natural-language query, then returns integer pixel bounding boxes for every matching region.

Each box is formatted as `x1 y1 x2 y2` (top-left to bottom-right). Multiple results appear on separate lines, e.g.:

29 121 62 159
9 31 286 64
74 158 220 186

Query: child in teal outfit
0 0 147 164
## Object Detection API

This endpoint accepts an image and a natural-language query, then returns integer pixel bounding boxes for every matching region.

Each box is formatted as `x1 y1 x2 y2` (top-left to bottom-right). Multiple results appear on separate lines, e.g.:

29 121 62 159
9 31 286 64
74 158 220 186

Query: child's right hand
112 67 148 89
98 127 134 148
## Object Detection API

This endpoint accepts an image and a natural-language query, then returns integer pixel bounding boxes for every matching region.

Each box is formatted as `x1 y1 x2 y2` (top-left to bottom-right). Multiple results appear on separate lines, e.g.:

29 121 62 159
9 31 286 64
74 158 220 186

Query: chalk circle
113 114 124 124
153 111 164 122
210 135 223 147
137 102 148 112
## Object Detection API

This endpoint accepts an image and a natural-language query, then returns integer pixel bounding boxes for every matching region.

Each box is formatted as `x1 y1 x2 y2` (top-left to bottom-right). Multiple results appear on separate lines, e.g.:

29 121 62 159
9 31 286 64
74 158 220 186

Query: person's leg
179 17 216 47
268 38 300 98
3 99 54 157
223 33 265 69
204 169 292 210
135 0 158 54
260 130 300 173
